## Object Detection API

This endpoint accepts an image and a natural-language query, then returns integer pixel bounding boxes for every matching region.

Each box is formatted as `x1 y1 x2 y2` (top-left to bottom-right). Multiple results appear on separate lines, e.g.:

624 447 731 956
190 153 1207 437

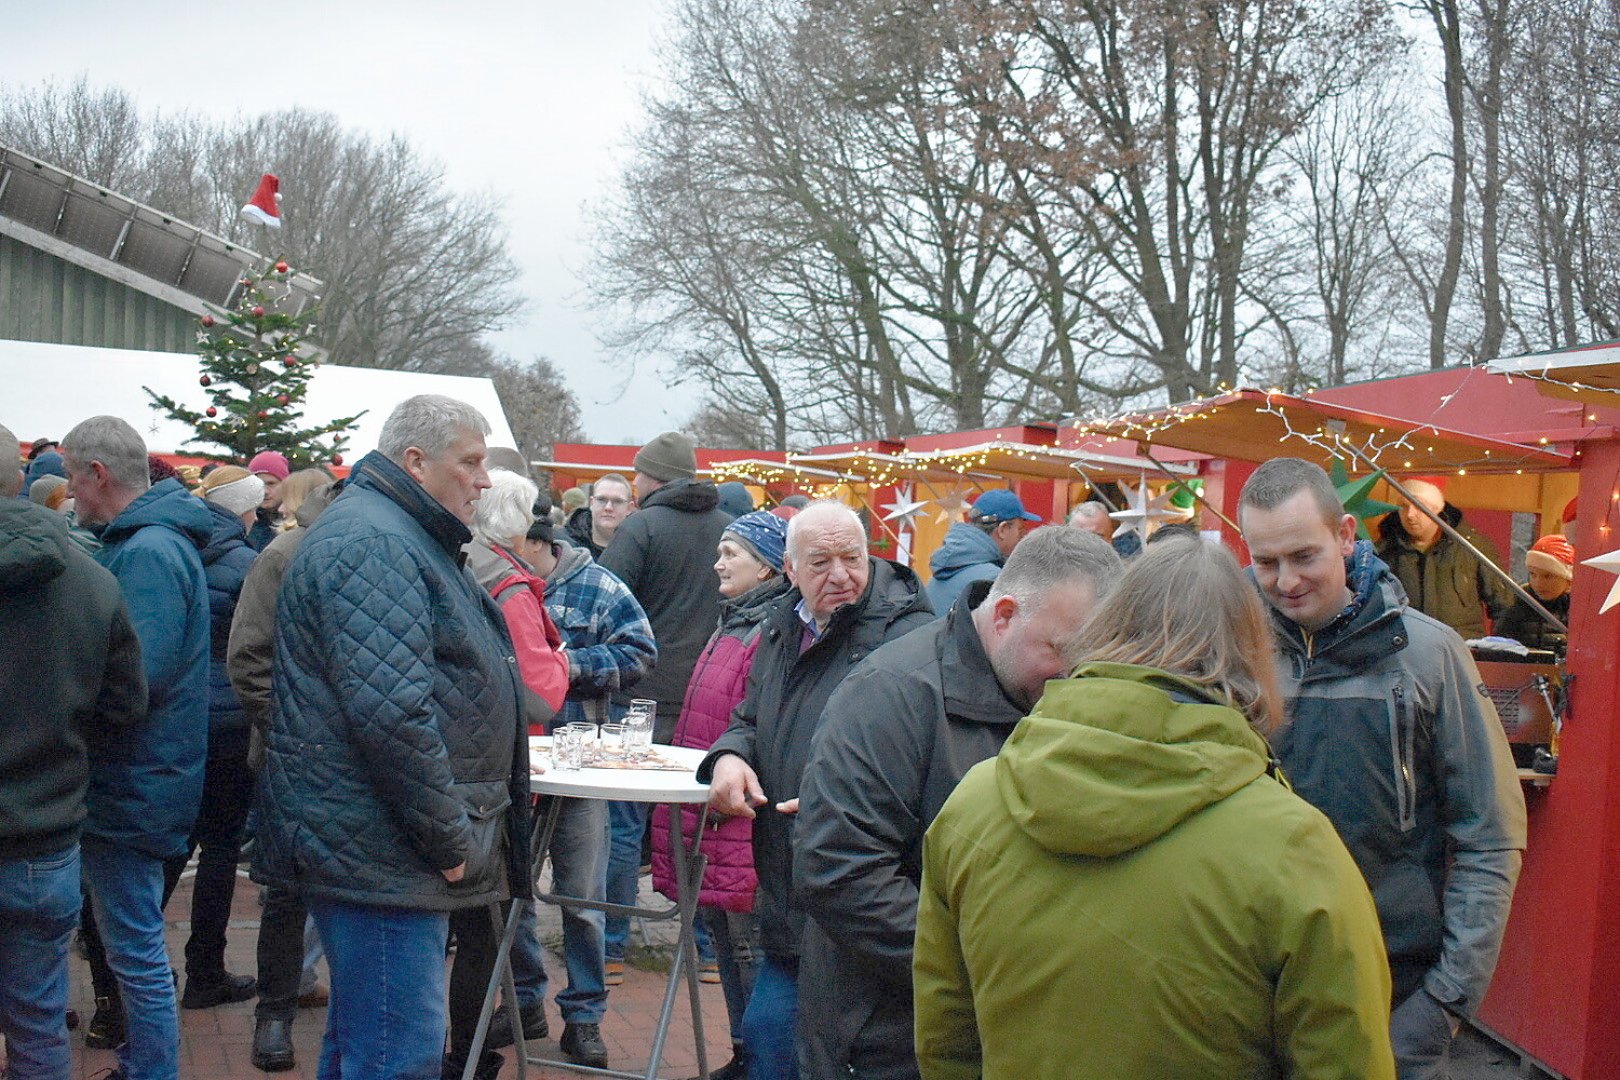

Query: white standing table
464 739 715 1080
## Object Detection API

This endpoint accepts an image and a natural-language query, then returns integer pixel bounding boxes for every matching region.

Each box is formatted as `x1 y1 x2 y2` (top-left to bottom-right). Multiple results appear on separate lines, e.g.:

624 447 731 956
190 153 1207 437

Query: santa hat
241 174 282 229
1527 534 1575 580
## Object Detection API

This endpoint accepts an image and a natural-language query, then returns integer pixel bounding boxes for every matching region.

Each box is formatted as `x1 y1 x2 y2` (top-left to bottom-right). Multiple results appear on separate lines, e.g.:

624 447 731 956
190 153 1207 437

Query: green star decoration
1330 460 1398 539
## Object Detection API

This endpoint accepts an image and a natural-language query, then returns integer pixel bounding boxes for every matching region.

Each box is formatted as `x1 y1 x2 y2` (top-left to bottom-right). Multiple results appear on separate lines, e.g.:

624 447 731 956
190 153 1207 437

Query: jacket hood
547 536 596 588
201 498 250 563
942 580 1026 727
296 481 340 528
99 478 213 553
346 451 471 560
0 498 69 590
465 539 530 594
640 477 721 515
995 663 1270 858
929 520 1002 580
1377 502 1462 548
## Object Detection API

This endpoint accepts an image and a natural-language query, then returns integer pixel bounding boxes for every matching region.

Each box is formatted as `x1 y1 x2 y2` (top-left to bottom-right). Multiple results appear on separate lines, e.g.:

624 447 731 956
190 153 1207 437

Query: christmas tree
145 259 364 468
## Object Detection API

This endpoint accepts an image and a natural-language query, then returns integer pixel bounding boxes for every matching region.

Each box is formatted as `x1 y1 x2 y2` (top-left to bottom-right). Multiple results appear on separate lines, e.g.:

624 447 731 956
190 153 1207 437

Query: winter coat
1265 541 1526 1014
0 500 146 860
87 478 212 859
923 522 1002 614
699 558 933 959
246 506 280 552
465 540 568 732
253 451 530 911
199 499 257 737
650 576 792 911
600 478 732 737
564 506 603 559
542 539 657 729
1376 505 1515 639
1494 589 1569 652
914 664 1396 1080
227 484 337 771
795 580 1022 1080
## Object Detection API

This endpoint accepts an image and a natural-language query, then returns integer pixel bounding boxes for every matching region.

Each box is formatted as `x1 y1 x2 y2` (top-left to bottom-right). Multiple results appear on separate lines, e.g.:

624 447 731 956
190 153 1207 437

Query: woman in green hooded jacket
915 538 1395 1080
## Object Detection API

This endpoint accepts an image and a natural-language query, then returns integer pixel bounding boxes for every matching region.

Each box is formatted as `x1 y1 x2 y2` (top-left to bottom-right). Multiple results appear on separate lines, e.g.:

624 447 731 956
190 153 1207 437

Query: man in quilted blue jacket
253 395 530 1080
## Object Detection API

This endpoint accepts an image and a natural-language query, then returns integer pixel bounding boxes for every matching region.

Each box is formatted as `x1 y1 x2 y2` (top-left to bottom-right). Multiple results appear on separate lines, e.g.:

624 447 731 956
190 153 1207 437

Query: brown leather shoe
297 981 329 1008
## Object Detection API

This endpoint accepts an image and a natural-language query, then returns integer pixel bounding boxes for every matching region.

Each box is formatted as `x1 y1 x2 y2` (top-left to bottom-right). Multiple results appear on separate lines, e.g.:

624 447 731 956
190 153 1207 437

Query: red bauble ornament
332 453 344 466
283 356 297 368
251 305 266 318
200 314 215 328
258 410 270 419
199 375 212 387
275 260 290 274
276 394 289 406
205 406 218 418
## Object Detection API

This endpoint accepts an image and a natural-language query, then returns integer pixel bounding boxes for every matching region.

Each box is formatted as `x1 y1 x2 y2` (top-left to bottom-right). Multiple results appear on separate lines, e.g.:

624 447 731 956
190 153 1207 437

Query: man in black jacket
700 500 935 1080
793 526 1121 1080
598 431 733 969
0 421 147 1078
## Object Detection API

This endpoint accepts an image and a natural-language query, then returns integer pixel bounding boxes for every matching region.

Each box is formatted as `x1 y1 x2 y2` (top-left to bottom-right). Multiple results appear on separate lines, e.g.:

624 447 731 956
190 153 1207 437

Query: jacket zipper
1392 684 1416 832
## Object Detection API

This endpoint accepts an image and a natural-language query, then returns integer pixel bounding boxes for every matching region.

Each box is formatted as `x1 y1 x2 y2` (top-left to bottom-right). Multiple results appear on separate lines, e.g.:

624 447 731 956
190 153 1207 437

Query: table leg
643 802 711 1080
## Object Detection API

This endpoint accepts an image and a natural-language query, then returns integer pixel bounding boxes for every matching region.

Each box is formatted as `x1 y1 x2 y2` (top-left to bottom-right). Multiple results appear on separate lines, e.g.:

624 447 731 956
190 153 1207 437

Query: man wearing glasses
566 473 635 558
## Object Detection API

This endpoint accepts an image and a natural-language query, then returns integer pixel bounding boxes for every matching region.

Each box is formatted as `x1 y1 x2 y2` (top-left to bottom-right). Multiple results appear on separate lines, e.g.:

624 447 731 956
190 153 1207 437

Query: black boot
442 1047 505 1080
84 995 125 1049
182 970 258 1009
484 998 548 1050
561 1021 609 1069
251 1016 297 1072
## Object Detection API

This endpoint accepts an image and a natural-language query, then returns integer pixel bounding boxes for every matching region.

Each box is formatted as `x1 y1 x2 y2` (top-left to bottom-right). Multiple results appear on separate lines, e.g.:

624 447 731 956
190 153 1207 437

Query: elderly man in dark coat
253 395 530 1080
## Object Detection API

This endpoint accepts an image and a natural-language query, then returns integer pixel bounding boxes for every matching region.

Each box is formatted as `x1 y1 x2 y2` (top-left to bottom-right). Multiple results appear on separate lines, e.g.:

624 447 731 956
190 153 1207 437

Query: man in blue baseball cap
924 489 1042 613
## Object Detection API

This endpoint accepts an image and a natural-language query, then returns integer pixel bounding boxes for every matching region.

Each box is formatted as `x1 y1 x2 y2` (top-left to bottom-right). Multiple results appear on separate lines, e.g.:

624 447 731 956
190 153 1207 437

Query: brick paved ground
56 867 734 1080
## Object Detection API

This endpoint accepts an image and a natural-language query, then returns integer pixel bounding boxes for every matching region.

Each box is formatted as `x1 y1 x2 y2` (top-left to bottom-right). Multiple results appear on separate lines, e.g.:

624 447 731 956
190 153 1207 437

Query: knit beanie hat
723 509 789 574
633 432 697 483
25 450 66 487
717 480 755 518
148 455 179 485
1527 534 1575 580
249 450 291 482
29 474 67 507
199 465 266 517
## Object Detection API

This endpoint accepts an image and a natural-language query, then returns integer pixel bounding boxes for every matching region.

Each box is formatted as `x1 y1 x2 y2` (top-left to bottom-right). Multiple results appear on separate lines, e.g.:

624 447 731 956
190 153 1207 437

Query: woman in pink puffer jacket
652 508 791 1080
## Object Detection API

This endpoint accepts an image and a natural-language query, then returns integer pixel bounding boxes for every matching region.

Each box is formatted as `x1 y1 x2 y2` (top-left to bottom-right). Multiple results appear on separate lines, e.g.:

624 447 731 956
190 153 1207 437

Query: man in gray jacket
794 526 1121 1080
1239 458 1526 1080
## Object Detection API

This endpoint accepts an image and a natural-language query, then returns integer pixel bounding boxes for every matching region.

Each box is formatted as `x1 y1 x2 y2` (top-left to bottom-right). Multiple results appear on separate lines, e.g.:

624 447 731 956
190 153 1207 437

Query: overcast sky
3 0 698 444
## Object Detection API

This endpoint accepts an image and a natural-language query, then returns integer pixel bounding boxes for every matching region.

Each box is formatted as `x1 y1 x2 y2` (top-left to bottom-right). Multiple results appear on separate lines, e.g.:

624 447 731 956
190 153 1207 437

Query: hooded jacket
199 498 258 737
600 478 732 736
924 522 1002 614
564 505 603 559
542 539 657 729
465 540 568 731
914 665 1395 1080
796 580 1023 1079
1265 541 1526 1015
1376 504 1515 639
699 558 934 958
89 477 212 858
650 575 792 912
252 451 530 911
0 500 146 860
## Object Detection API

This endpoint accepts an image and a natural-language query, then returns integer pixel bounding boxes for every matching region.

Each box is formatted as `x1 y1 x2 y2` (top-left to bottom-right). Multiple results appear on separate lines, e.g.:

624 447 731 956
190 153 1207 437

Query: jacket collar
1271 540 1407 673
941 579 1025 726
349 451 473 564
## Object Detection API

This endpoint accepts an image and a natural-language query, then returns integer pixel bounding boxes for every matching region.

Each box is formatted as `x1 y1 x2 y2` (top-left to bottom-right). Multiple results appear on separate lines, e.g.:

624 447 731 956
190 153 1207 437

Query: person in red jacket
652 509 791 1080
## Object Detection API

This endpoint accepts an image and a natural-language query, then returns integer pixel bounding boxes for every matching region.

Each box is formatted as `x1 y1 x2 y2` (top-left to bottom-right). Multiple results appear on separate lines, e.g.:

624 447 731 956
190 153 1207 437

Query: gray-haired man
794 526 1123 1080
252 395 531 1079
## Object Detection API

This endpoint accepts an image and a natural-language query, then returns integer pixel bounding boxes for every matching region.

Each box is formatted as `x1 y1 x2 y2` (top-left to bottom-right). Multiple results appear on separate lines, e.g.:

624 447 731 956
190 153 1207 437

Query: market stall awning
1074 389 1571 475
1488 341 1620 407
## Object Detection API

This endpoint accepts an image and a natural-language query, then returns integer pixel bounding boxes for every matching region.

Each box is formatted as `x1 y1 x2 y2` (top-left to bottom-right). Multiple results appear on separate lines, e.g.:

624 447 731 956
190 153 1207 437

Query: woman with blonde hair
915 537 1396 1080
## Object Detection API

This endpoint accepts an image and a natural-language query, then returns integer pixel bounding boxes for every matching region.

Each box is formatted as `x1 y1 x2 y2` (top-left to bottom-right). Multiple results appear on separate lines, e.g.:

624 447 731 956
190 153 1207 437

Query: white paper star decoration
1581 547 1620 614
1109 479 1191 539
934 487 971 524
881 485 930 525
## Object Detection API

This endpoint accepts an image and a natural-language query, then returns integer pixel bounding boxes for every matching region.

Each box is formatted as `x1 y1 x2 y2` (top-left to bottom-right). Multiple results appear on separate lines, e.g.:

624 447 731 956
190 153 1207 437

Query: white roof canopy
1 339 516 458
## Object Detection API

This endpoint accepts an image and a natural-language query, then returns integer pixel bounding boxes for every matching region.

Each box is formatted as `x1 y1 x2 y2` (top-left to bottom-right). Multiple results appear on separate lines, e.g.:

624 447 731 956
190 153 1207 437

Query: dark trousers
255 885 308 1022
446 903 508 1055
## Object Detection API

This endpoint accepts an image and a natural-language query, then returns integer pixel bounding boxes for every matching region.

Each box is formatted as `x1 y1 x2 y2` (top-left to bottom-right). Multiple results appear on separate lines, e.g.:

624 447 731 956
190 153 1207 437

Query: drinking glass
564 723 597 764
552 726 584 771
600 723 627 761
626 700 656 761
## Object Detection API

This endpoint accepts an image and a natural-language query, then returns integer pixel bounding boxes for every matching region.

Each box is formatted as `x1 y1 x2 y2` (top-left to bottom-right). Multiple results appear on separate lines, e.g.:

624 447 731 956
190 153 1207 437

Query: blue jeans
81 838 180 1080
309 898 450 1080
0 844 81 1080
742 954 801 1080
602 799 647 960
512 796 609 1023
701 906 760 1045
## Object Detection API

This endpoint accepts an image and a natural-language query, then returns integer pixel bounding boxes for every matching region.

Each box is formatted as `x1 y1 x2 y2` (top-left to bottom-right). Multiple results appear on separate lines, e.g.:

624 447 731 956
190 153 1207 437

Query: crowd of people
0 395 1542 1080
